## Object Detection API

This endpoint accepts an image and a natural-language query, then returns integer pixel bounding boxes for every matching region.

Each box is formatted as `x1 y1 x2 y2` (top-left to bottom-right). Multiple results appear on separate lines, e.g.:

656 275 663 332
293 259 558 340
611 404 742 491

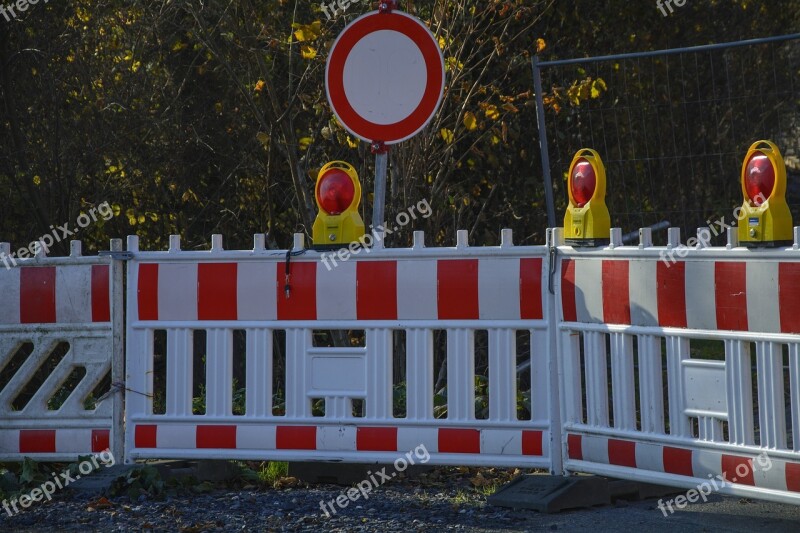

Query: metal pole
372 150 389 235
532 55 556 229
109 238 125 462
537 32 800 67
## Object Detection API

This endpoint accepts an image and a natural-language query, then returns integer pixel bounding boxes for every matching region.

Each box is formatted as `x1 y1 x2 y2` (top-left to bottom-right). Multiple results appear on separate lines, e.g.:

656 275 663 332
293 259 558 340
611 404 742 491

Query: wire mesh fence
534 34 800 245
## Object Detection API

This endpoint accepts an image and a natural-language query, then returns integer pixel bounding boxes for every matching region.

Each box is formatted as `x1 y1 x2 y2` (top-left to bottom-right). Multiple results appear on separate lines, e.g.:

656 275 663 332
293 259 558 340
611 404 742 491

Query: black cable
284 247 307 299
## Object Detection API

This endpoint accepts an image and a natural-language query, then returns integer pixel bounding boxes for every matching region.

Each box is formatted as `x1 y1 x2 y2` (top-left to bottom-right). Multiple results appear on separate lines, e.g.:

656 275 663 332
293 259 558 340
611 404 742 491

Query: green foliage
109 465 165 500
258 461 289 487
0 455 100 501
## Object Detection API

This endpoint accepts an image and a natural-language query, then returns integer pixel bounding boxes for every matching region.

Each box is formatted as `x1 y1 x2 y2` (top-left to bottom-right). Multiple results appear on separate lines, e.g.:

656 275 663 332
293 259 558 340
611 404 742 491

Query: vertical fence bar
638 334 665 434
583 331 609 427
406 329 433 420
755 341 787 449
366 328 393 420
488 328 516 422
245 328 273 418
446 328 475 422
166 329 193 416
610 332 635 430
109 239 125 461
206 329 233 417
532 55 556 229
666 336 691 437
285 329 310 418
725 339 754 445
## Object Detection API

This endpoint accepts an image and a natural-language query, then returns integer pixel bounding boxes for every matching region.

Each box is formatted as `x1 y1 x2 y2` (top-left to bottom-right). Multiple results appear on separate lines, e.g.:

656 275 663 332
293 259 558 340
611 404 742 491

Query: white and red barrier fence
124 230 559 470
557 227 800 505
0 240 124 461
2 227 800 506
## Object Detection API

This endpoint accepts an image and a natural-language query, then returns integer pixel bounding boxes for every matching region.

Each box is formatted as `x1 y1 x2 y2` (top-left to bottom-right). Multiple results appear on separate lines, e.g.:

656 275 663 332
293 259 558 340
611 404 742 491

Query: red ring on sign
326 11 444 144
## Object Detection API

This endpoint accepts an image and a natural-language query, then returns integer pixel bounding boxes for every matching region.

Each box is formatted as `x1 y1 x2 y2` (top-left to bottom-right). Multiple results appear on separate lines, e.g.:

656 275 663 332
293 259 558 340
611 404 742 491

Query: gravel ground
1 483 531 532
2 468 800 532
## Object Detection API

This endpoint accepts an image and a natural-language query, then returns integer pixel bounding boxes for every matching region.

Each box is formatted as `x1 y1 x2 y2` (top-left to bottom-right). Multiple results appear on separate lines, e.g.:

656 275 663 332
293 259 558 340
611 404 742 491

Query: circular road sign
325 10 445 145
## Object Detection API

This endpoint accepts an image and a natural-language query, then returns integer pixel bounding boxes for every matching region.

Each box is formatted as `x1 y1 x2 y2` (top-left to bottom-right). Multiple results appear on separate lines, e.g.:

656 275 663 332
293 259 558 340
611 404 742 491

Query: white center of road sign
326 10 445 144
343 30 427 126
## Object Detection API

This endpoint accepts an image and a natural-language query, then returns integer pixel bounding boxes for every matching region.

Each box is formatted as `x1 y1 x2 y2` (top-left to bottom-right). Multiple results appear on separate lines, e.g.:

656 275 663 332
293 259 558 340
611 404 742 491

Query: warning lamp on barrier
738 140 793 248
564 148 611 247
312 161 365 250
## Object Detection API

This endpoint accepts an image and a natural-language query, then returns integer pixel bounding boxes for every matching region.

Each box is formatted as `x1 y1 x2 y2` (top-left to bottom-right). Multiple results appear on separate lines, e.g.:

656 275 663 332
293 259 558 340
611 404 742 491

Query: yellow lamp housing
564 148 611 247
312 161 365 250
738 140 793 248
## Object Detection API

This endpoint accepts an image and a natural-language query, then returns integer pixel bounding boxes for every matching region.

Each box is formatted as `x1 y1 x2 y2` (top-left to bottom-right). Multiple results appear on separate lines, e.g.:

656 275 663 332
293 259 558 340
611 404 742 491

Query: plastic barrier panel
0 241 123 461
556 227 800 505
124 230 559 470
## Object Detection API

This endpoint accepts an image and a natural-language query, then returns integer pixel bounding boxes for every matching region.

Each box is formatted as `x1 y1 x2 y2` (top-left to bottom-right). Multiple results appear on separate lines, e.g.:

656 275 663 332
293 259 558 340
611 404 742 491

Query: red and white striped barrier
556 227 800 506
561 257 800 333
134 257 543 322
0 240 123 462
124 231 558 470
567 433 800 502
130 423 546 462
0 264 111 325
0 429 111 456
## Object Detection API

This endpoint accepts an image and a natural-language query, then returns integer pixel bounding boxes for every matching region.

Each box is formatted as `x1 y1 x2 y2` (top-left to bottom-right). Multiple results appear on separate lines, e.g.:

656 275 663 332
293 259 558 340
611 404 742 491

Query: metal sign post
325 4 444 247
371 142 389 238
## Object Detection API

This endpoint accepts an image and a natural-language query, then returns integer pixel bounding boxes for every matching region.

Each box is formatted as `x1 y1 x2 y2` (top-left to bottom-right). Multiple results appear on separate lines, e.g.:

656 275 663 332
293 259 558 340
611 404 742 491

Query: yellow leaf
137 214 146 224
293 21 322 42
484 105 500 120
32 175 41 186
463 111 478 131
536 38 547 53
590 78 608 98
346 136 358 149
256 132 270 147
254 80 265 93
445 57 463 72
301 45 317 59
75 7 91 23
438 36 446 50
440 128 454 143
299 136 313 150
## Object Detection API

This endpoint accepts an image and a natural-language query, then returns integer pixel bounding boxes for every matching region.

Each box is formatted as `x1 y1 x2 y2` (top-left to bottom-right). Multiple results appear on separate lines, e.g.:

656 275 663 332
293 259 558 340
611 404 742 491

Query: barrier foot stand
488 473 609 512
488 473 683 513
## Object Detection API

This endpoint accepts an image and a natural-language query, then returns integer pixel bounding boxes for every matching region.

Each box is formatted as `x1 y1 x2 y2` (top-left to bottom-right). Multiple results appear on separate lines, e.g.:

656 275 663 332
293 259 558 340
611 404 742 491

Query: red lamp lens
744 153 775 206
571 158 596 207
317 169 355 215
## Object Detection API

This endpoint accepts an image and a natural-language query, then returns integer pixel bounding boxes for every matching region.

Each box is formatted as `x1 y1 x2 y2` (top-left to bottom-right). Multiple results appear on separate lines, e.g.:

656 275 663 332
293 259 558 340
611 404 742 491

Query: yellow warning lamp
738 140 793 247
312 161 365 249
564 149 611 247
